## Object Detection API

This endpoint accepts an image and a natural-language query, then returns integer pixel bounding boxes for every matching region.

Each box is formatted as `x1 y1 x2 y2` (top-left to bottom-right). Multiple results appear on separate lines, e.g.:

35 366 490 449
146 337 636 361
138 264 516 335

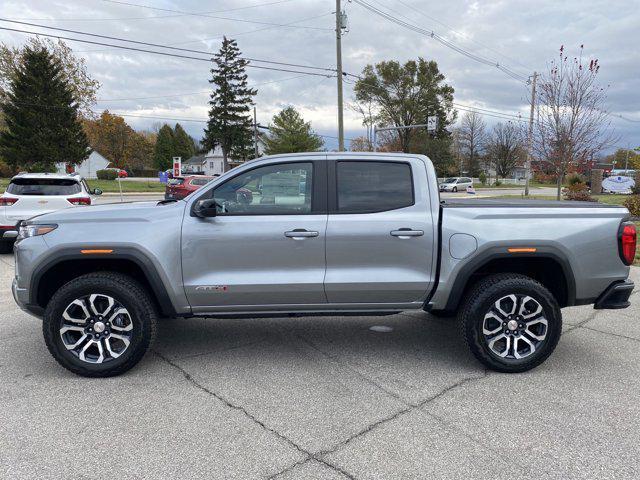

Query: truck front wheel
43 272 157 377
458 274 562 373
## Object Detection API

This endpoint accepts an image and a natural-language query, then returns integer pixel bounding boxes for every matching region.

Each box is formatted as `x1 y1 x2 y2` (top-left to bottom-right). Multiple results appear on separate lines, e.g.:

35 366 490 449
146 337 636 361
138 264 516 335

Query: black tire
43 272 157 377
458 273 562 373
452 186 458 192
0 240 14 254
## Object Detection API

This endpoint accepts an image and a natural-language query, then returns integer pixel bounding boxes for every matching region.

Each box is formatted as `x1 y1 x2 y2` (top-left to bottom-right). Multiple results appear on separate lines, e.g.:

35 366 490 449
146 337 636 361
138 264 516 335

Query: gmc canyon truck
11 153 636 377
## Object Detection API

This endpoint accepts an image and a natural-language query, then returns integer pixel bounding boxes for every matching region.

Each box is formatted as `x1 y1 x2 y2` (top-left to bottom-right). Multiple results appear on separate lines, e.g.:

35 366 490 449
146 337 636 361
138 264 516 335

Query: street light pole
524 71 537 196
335 0 345 151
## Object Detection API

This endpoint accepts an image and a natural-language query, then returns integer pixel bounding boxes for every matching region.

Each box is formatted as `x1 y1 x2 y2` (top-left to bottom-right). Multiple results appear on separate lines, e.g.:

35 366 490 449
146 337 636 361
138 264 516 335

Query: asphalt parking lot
1 254 638 480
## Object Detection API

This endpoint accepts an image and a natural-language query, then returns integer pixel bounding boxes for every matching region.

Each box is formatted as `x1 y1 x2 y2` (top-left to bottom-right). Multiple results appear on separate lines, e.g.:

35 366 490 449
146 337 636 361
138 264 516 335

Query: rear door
324 157 437 306
181 158 328 312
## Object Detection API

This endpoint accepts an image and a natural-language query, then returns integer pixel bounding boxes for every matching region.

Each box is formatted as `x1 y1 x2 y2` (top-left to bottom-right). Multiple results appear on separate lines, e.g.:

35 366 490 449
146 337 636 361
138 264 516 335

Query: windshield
167 178 184 186
443 178 458 183
6 178 81 195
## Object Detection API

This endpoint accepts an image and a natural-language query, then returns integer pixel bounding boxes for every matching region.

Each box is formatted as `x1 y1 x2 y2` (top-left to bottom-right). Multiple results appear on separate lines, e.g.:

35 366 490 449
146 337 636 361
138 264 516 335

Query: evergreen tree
203 37 256 171
153 124 174 171
0 46 89 172
172 123 195 162
264 106 324 155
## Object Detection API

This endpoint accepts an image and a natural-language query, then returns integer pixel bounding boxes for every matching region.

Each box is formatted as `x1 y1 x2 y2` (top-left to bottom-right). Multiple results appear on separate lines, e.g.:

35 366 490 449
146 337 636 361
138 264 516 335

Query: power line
0 26 336 77
12 0 298 22
96 0 331 31
389 0 534 72
97 75 310 102
343 77 528 122
351 0 529 83
0 19 336 73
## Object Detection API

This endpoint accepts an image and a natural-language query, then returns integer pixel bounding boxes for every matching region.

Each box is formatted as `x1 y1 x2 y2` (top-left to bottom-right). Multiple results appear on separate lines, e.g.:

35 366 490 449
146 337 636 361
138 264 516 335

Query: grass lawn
472 183 550 189
0 177 164 193
86 179 165 193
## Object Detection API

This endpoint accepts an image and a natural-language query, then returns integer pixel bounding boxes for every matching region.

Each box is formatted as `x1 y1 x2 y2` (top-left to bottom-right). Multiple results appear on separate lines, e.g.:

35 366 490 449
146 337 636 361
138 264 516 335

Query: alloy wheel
59 294 133 364
482 294 548 360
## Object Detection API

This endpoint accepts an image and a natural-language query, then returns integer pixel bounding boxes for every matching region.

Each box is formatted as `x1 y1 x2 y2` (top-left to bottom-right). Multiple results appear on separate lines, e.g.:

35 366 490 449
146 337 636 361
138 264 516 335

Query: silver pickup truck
12 152 636 377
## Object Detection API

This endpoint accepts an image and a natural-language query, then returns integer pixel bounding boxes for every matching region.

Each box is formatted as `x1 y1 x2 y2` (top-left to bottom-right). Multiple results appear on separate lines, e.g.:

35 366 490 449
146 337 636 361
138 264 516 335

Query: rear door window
6 178 81 195
190 178 211 186
336 161 414 213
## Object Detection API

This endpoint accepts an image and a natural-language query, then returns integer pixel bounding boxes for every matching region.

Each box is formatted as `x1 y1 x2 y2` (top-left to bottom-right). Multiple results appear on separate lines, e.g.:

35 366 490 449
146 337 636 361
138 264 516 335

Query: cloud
1 0 637 151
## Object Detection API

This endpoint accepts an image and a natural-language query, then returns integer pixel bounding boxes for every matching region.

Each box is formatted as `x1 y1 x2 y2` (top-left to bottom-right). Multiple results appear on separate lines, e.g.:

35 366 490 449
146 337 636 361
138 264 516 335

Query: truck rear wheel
458 274 562 373
43 272 157 377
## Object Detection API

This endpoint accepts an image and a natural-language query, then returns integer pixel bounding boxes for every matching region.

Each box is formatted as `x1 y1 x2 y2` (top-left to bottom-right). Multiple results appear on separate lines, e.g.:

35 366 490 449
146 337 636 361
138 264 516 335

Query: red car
106 167 128 178
165 175 215 200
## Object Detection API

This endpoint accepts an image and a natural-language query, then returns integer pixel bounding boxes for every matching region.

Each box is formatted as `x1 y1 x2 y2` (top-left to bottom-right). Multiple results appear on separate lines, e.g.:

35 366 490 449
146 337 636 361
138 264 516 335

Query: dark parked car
165 175 215 200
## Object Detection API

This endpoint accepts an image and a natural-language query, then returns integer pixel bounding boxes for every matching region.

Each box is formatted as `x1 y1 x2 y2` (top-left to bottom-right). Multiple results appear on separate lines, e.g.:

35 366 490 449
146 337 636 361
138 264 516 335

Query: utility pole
524 71 537 196
335 0 345 151
253 106 259 158
624 144 630 172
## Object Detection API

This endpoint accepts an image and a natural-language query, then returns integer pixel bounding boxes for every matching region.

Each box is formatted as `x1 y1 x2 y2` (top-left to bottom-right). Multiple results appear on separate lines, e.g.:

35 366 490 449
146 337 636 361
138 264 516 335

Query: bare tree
532 45 617 199
349 99 376 148
489 122 522 179
456 111 487 176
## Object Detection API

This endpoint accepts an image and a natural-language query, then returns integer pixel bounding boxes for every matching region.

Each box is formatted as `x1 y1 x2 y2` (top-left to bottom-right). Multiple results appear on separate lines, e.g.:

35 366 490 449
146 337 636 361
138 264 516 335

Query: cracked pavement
0 255 638 479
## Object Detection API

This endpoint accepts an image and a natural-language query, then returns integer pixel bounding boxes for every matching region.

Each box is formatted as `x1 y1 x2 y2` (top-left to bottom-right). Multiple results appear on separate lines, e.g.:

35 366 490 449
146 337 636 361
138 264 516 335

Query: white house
182 146 225 176
183 139 267 176
56 151 110 179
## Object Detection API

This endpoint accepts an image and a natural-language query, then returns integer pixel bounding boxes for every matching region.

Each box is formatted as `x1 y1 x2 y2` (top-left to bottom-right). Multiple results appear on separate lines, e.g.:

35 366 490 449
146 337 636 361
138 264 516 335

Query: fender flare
441 245 577 312
29 246 178 317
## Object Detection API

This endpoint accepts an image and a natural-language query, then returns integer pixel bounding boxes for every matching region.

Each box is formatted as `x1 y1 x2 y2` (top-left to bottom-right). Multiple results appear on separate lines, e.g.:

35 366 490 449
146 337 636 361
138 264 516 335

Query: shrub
494 179 502 186
96 169 117 180
624 195 640 217
478 171 487 185
563 182 596 202
566 172 584 186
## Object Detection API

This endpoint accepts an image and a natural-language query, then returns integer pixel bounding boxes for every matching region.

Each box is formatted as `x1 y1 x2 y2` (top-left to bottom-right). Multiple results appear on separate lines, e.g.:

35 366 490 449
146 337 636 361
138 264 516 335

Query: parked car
439 177 473 192
105 168 128 178
12 153 635 377
1 173 101 253
165 175 215 200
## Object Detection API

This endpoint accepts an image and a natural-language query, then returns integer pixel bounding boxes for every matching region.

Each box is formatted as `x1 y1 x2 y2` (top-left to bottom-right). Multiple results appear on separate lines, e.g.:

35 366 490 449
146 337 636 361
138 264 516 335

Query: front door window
211 162 313 215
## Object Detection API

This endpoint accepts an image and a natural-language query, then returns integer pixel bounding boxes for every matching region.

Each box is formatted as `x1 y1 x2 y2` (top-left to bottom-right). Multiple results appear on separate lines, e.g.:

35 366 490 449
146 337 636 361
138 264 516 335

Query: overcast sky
1 0 638 153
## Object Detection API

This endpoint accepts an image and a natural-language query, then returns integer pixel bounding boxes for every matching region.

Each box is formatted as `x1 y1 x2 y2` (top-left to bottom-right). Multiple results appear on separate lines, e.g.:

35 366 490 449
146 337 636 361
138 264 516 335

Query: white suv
0 173 101 252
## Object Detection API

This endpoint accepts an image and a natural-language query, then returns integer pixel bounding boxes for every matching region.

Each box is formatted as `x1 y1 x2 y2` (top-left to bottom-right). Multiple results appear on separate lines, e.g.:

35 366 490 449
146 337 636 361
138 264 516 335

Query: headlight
18 224 57 238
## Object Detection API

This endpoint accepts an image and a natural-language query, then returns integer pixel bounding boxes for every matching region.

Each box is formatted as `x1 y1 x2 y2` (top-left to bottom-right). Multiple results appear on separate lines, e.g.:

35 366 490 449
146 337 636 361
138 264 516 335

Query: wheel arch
30 248 177 317
442 248 576 313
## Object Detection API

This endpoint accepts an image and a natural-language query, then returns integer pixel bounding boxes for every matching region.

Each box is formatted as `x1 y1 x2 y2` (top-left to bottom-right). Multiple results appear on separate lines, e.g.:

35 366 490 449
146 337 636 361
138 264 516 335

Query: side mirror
193 199 218 218
92 188 103 195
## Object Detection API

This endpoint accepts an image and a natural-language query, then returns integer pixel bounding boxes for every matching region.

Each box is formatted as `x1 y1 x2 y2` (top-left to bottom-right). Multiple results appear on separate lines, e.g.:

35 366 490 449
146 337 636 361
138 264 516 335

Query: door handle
284 229 319 239
390 229 424 238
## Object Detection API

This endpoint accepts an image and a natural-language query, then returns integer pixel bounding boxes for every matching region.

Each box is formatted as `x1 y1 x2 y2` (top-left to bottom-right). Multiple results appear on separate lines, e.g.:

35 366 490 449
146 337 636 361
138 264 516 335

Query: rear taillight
67 197 91 206
0 197 18 206
619 222 637 266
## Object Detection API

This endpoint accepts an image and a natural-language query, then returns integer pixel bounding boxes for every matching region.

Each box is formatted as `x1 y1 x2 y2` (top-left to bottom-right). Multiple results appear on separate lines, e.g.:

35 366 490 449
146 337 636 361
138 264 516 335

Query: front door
324 158 437 306
181 159 328 313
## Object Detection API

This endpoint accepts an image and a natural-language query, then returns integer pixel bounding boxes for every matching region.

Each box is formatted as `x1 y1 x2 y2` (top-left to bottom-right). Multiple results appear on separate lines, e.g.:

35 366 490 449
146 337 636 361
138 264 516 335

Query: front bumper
594 280 635 309
12 277 43 317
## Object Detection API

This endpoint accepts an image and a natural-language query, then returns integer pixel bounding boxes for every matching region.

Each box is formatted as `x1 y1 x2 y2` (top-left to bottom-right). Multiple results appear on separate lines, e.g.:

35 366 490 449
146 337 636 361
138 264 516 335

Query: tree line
0 37 325 175
0 36 620 196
